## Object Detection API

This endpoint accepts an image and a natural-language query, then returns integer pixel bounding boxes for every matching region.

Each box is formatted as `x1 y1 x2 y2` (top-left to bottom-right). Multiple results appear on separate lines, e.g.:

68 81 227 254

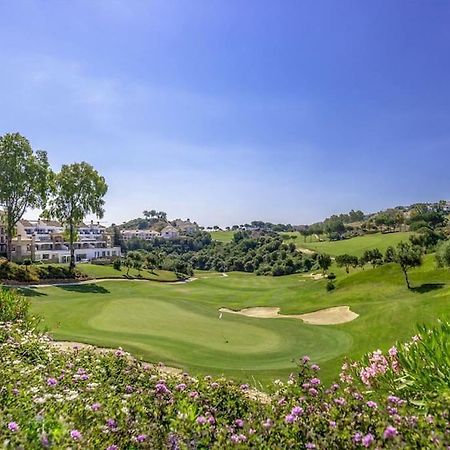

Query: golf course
27 249 450 386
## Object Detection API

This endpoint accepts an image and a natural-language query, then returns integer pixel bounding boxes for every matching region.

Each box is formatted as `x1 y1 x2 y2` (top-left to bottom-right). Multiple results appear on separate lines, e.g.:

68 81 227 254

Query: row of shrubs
0 288 448 448
0 259 82 282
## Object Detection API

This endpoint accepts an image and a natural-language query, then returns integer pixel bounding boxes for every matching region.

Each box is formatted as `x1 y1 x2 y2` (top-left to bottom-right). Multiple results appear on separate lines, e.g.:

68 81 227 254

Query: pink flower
388 346 397 357
284 414 296 424
196 415 207 425
70 430 82 441
106 418 117 430
135 434 147 443
362 433 374 447
310 378 321 386
207 416 216 425
334 397 346 406
240 384 249 391
291 406 304 416
262 419 273 429
8 422 19 432
175 383 186 391
91 402 101 411
301 355 310 363
308 388 318 397
235 419 244 428
366 400 378 409
311 364 320 371
47 377 58 386
383 426 398 439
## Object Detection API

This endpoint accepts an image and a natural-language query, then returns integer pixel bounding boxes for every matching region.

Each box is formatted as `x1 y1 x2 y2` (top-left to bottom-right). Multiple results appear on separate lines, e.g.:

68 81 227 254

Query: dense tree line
121 231 316 276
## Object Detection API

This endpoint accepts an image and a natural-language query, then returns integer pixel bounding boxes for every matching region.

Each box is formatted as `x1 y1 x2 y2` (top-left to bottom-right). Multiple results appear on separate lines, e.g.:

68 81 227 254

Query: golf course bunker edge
218 305 358 325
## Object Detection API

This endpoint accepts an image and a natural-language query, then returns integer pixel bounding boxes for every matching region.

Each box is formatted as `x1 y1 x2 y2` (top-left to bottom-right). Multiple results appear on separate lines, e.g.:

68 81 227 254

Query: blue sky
1 1 449 226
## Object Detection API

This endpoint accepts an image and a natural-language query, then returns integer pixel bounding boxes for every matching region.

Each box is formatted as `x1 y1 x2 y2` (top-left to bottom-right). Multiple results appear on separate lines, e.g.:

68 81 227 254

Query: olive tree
317 253 332 274
394 241 423 289
0 133 52 260
44 162 107 270
335 253 358 273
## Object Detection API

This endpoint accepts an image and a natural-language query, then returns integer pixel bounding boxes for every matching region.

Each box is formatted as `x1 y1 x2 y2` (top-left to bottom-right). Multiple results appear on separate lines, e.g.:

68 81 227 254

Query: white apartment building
121 229 160 241
11 219 121 263
160 225 179 239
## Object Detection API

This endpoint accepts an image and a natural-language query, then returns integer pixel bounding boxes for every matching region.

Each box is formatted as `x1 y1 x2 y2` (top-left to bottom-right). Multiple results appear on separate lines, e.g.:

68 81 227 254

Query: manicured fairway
297 231 414 257
27 254 450 387
208 230 235 243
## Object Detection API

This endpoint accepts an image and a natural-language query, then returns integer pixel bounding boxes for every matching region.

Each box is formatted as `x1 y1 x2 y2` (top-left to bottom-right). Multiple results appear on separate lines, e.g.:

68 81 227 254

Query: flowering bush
0 290 448 448
340 320 450 402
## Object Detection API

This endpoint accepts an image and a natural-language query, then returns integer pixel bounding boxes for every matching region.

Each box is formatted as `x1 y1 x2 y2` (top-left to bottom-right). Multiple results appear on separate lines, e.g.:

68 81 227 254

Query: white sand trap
219 305 358 325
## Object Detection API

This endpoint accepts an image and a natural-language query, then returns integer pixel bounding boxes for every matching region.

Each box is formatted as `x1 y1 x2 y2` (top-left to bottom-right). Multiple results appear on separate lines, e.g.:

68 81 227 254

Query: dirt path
218 305 358 325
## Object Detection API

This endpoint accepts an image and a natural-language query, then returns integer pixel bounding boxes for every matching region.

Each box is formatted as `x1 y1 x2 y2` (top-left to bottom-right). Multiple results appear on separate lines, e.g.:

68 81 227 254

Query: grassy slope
208 231 235 243
76 264 180 282
28 255 450 387
297 232 413 257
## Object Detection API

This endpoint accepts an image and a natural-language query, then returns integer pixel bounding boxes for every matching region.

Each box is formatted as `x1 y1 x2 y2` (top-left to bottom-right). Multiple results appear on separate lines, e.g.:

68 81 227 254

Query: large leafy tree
44 162 108 270
0 133 52 260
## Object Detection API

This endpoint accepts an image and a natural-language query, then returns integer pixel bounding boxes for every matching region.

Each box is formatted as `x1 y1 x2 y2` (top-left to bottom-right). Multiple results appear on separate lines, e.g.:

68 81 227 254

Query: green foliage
317 253 332 273
0 259 80 282
44 162 108 270
0 133 52 260
335 254 358 273
361 248 383 267
435 240 450 268
384 245 396 263
125 232 312 276
0 289 29 322
112 259 122 271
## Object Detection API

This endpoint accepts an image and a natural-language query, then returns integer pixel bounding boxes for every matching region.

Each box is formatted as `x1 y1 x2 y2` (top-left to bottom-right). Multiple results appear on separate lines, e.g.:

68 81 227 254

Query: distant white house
160 225 179 239
172 219 199 234
121 229 160 241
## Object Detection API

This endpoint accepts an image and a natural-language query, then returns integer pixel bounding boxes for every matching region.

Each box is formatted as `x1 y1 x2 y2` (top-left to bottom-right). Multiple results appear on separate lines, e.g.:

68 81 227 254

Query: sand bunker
218 305 358 325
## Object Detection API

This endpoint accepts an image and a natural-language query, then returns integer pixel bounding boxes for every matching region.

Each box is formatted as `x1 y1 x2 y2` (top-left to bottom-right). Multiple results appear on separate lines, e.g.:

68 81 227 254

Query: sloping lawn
28 255 449 386
299 232 414 257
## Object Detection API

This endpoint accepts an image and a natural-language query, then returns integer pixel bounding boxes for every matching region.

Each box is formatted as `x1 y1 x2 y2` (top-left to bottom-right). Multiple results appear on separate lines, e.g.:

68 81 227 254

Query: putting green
27 256 450 385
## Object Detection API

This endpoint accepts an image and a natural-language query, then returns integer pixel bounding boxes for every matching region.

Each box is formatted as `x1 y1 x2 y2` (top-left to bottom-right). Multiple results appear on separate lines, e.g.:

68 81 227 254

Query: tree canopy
0 133 52 260
44 162 107 269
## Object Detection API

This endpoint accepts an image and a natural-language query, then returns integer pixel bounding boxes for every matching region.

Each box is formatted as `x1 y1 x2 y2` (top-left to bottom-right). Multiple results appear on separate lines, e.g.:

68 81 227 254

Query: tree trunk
6 233 12 261
402 267 411 289
69 222 76 271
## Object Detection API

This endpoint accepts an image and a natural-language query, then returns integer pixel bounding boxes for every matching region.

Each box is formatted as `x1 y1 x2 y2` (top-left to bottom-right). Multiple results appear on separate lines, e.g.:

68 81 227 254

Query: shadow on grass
411 283 445 294
57 284 110 294
10 287 48 297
